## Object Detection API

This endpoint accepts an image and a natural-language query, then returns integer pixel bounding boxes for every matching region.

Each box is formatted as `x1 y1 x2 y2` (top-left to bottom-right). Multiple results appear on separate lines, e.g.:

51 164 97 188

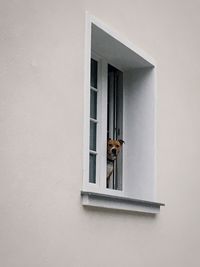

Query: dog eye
116 145 120 148
108 144 112 147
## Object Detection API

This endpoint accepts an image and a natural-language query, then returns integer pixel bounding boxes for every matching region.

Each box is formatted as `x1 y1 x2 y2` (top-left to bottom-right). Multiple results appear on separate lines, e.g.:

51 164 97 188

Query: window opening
107 65 123 190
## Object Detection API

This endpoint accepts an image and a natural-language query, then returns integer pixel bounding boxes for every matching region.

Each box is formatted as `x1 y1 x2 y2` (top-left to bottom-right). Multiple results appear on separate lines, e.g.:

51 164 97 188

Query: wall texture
0 0 200 266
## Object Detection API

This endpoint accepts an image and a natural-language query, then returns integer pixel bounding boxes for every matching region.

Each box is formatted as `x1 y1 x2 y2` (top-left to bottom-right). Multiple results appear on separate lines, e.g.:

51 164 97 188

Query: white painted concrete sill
81 191 165 214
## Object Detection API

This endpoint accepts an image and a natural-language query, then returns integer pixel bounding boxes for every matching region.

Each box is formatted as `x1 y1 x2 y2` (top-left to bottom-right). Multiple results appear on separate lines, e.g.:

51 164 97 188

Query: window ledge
81 191 165 214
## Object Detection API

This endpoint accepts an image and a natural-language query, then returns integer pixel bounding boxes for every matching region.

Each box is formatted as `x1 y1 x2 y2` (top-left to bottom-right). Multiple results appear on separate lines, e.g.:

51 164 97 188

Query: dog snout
112 148 117 155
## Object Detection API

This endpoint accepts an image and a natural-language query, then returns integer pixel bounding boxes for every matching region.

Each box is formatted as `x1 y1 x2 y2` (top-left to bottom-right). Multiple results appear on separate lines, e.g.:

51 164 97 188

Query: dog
107 138 124 187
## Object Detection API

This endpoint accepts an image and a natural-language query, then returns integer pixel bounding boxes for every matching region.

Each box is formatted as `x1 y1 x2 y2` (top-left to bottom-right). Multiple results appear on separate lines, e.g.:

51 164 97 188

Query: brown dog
107 139 124 185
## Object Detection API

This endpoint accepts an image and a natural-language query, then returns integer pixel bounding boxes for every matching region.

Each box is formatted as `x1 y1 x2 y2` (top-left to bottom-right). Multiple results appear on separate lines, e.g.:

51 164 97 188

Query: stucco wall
0 0 200 266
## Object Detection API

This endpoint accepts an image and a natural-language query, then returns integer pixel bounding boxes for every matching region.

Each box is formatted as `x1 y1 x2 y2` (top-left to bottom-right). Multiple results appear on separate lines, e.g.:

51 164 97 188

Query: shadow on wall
82 206 156 220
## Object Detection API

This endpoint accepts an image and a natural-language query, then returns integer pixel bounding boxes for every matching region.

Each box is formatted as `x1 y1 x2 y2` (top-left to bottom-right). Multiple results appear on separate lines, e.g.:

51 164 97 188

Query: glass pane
90 121 97 151
89 153 96 183
90 90 97 119
91 59 98 88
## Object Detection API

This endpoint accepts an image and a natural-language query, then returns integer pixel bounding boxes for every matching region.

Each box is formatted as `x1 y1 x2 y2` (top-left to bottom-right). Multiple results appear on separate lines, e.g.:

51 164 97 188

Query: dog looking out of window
107 139 124 184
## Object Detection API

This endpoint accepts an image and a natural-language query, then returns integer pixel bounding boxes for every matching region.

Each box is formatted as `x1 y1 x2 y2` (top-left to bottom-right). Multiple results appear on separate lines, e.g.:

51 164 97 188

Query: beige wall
0 0 200 266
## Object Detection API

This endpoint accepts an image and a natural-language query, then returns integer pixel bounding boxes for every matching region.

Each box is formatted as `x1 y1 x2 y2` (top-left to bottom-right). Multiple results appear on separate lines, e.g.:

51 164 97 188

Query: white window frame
84 51 124 197
88 55 102 187
82 12 164 213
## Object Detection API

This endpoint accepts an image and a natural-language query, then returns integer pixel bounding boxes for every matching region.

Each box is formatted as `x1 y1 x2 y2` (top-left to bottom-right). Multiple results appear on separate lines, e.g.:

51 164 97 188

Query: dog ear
118 139 125 145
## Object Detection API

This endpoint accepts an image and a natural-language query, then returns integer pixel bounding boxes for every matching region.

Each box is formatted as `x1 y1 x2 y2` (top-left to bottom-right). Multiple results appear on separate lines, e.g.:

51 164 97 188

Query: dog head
107 138 125 160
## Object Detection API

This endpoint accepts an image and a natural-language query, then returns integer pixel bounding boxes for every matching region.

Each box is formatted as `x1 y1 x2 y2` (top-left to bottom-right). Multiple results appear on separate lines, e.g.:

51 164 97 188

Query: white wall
0 0 200 266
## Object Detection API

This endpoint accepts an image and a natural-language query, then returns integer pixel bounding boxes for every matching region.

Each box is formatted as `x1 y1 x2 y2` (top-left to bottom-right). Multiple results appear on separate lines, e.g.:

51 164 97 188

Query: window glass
89 154 96 183
90 59 98 88
89 121 97 151
90 90 97 119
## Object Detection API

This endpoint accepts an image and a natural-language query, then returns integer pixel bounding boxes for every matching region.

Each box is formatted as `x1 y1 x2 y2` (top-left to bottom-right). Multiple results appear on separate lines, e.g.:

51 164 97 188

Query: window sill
81 191 164 214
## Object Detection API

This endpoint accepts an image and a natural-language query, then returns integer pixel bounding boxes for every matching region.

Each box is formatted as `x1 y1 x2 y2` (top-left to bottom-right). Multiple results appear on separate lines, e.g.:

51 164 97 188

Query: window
82 14 164 214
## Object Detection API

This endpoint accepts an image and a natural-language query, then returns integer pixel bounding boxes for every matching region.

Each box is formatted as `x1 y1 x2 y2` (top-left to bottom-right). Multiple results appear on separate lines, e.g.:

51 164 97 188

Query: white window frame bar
88 54 102 189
